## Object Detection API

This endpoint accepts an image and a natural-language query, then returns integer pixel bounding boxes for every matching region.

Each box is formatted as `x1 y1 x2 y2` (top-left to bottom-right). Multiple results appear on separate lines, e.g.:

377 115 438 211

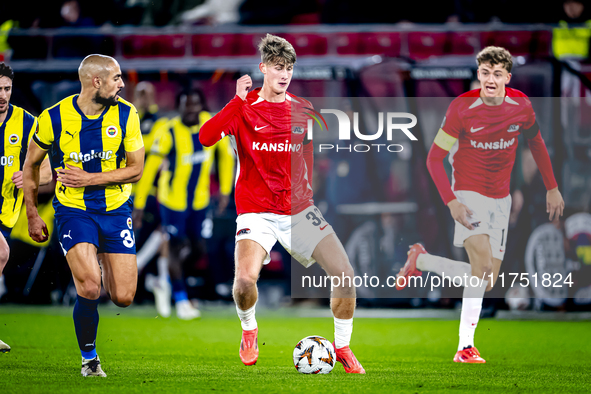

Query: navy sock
172 279 188 302
73 295 100 359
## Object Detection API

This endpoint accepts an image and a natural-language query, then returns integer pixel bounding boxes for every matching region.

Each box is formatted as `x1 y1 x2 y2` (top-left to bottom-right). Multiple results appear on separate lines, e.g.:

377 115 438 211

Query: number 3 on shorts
120 229 135 248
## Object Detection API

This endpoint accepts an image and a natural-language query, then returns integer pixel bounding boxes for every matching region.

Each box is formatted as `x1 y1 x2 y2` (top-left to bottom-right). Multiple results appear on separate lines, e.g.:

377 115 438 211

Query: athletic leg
452 234 491 363
233 239 266 365
66 242 106 375
99 253 138 308
312 233 364 374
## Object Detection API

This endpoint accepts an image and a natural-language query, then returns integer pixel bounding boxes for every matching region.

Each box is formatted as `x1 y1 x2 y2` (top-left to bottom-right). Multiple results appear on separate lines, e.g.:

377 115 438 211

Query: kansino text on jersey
317 143 405 153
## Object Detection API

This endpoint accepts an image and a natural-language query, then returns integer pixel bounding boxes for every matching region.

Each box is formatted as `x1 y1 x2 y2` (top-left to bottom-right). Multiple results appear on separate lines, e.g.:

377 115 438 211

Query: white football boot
81 356 107 377
176 300 201 320
146 274 172 318
0 339 10 353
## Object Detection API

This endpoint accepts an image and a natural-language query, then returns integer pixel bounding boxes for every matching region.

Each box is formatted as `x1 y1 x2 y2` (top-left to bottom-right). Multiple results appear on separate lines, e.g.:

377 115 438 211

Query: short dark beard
93 91 119 107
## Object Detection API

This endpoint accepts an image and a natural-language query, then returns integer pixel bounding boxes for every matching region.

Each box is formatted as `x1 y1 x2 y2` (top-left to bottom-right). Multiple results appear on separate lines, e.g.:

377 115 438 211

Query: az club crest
507 124 520 132
292 126 305 135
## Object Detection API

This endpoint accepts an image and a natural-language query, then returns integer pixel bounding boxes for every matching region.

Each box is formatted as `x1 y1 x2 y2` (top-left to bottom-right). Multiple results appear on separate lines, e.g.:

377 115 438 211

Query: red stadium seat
192 34 261 57
335 32 401 57
408 32 448 59
482 31 552 57
234 34 263 56
122 35 186 58
279 34 328 56
449 32 480 56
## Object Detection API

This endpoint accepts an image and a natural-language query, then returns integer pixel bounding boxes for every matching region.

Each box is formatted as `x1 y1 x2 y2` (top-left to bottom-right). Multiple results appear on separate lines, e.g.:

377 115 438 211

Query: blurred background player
396 46 565 363
23 54 144 376
134 81 168 155
132 81 168 277
134 88 234 319
199 34 364 373
0 62 52 353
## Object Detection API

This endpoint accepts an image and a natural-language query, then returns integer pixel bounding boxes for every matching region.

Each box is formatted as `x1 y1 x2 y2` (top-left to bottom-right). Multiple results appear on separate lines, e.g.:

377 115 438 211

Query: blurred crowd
0 0 590 27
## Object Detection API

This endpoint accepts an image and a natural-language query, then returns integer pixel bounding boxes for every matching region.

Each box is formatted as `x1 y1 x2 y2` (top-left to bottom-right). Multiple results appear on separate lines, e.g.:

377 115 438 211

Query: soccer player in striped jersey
134 89 234 319
23 55 144 376
0 63 52 353
396 47 564 363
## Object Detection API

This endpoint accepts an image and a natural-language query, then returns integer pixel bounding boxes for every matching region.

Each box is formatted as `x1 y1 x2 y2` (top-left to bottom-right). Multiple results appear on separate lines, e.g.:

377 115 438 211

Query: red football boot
333 342 365 374
453 346 486 363
239 328 259 366
395 243 426 290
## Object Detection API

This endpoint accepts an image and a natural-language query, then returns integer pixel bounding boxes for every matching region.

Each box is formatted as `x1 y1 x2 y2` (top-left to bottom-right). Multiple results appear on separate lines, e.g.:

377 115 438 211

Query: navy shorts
0 224 11 240
160 206 206 243
54 201 136 256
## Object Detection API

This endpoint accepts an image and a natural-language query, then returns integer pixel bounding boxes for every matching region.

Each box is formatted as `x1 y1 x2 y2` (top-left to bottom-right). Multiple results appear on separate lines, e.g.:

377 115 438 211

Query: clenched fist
236 75 252 101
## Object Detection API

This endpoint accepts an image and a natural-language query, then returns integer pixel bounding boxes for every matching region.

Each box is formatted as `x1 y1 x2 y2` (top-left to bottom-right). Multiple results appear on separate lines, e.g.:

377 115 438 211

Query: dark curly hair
0 62 14 80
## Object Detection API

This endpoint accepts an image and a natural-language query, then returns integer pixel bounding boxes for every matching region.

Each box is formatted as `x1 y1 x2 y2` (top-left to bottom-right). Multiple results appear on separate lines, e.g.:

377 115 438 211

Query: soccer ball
505 286 531 311
293 335 335 374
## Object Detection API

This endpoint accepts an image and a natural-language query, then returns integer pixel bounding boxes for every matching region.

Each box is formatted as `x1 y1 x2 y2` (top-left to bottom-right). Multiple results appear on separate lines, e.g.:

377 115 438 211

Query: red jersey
441 87 535 199
199 88 314 215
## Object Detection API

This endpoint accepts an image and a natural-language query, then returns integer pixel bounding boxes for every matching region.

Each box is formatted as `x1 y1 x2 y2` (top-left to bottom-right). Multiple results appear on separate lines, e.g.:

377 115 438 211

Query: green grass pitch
1 305 590 393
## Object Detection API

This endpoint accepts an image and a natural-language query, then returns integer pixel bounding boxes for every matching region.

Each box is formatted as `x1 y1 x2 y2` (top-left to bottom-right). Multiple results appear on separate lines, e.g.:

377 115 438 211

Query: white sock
334 317 353 349
236 304 257 331
0 275 6 300
136 230 164 271
157 256 169 283
458 277 488 351
417 253 472 283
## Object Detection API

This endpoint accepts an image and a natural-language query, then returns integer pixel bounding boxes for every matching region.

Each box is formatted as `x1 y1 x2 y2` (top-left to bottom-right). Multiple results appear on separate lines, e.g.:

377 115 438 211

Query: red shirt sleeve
426 100 462 205
199 95 245 147
440 99 463 139
427 143 457 205
527 130 558 191
303 139 313 186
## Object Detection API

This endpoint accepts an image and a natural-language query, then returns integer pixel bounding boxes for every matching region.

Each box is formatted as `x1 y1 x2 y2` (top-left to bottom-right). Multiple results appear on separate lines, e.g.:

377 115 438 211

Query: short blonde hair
476 46 513 72
258 34 296 66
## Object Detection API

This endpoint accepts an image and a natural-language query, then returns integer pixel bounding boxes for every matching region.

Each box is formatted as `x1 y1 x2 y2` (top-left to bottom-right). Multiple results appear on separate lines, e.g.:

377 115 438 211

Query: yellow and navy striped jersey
138 105 168 154
134 112 234 212
130 112 167 198
33 95 143 212
0 104 37 228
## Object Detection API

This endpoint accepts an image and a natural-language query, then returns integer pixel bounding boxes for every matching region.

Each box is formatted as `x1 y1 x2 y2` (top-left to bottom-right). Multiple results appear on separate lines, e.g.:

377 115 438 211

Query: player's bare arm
12 157 52 189
56 147 145 187
546 187 564 221
23 141 49 243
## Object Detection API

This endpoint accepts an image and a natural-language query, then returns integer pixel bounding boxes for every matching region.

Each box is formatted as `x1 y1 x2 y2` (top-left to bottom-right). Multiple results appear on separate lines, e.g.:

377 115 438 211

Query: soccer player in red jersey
397 46 564 363
199 34 364 373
